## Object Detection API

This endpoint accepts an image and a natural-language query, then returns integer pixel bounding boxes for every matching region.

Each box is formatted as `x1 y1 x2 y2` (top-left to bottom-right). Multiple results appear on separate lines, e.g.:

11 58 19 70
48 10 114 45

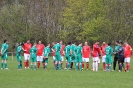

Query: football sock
5 63 7 68
34 64 36 70
82 63 84 69
79 63 82 71
37 61 40 68
86 63 89 69
1 62 3 68
24 62 27 68
76 63 78 70
67 63 70 69
106 64 108 71
27 61 29 67
30 64 33 69
95 62 98 71
93 62 95 71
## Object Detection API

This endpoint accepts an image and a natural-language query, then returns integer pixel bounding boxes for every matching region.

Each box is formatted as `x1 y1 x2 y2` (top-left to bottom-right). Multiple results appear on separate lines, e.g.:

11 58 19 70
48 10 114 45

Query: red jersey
92 43 100 57
124 44 132 58
82 45 90 58
36 44 45 56
23 43 32 54
60 45 65 56
101 45 107 56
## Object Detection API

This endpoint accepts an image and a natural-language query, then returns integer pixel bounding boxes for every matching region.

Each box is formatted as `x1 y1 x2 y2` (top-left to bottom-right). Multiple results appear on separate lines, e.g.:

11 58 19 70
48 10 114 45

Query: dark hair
108 42 111 46
68 42 71 45
4 39 7 43
20 42 24 46
116 40 119 43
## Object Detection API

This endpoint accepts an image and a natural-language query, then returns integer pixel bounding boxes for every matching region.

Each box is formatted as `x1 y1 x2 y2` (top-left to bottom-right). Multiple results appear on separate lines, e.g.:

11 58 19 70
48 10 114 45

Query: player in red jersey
124 41 132 72
82 42 91 70
60 41 65 68
23 40 32 69
51 42 56 68
36 41 45 69
101 42 107 71
92 41 101 71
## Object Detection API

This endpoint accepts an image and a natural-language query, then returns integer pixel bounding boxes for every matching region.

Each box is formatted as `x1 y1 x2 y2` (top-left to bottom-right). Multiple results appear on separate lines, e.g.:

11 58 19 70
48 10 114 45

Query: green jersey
54 43 61 54
71 44 76 55
1 43 8 54
105 46 113 56
30 46 37 58
75 46 82 56
16 46 22 56
64 45 71 56
114 45 120 57
44 46 50 57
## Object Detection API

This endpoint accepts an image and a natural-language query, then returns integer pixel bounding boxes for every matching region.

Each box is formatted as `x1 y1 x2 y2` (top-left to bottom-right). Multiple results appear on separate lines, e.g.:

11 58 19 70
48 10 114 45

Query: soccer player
60 41 65 68
82 42 91 70
124 41 132 72
75 42 82 71
92 41 101 71
117 42 125 72
64 42 71 70
105 42 113 72
101 42 107 71
30 43 37 70
23 40 32 69
70 41 76 69
52 41 61 70
51 42 56 68
43 43 50 70
16 43 24 70
0 39 9 69
36 41 45 69
113 41 120 71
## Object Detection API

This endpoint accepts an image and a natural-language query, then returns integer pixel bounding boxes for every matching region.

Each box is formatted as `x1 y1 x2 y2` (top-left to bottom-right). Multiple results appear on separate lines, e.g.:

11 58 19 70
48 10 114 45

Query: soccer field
0 57 133 88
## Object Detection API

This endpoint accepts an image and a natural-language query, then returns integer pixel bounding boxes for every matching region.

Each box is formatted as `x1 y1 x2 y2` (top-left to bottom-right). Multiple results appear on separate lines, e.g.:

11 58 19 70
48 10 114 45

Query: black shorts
118 56 124 63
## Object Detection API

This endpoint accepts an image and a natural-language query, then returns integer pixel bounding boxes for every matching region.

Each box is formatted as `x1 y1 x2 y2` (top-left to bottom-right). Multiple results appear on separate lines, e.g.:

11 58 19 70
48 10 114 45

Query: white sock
93 62 95 71
96 61 98 71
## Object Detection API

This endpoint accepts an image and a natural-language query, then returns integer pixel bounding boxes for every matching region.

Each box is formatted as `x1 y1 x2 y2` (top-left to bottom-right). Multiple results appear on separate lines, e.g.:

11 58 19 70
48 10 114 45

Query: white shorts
37 56 43 62
102 55 106 62
93 57 99 62
53 56 56 61
124 57 130 63
61 56 64 61
24 53 30 60
98 58 100 63
82 58 89 62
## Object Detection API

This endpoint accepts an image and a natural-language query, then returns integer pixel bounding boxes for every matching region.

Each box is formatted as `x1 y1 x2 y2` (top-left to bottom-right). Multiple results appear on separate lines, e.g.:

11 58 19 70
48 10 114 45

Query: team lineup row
0 40 132 72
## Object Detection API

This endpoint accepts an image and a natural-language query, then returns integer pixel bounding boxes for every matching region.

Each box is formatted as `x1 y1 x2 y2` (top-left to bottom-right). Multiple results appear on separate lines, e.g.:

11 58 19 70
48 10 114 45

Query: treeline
0 0 133 51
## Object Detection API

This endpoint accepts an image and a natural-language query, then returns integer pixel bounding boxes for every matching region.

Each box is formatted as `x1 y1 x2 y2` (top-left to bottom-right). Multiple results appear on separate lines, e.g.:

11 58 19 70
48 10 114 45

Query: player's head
47 43 50 47
119 41 123 46
115 40 119 45
84 42 88 46
33 42 37 46
102 42 106 45
68 42 71 45
16 43 19 47
51 42 55 46
4 39 8 43
108 42 111 46
78 42 82 46
20 42 24 46
95 40 99 45
27 40 30 43
60 41 63 45
38 40 42 44
124 41 128 46
72 40 76 44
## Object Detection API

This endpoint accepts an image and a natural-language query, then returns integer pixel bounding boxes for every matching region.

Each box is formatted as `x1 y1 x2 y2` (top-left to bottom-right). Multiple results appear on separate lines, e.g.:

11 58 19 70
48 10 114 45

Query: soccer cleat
126 70 130 72
5 68 9 70
25 67 27 69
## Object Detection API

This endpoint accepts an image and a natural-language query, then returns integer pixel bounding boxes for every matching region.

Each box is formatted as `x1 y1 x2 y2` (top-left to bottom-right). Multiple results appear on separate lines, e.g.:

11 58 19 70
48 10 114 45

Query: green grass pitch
0 56 133 88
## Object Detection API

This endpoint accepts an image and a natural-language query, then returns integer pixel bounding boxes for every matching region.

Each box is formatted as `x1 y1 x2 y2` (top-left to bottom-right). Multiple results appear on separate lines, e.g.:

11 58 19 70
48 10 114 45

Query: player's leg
105 56 109 71
85 58 89 70
37 56 41 69
57 54 61 70
53 56 56 68
125 57 130 72
113 56 117 71
92 57 96 71
95 57 98 71
82 57 85 69
102 55 106 71
61 56 64 69
27 54 30 68
24 54 28 68
79 56 82 71
44 58 48 69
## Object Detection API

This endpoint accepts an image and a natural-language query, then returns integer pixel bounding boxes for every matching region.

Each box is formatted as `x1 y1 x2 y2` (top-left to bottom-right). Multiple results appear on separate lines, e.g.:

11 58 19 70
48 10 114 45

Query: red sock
24 62 27 67
86 63 89 69
82 63 84 69
37 61 40 68
127 63 130 70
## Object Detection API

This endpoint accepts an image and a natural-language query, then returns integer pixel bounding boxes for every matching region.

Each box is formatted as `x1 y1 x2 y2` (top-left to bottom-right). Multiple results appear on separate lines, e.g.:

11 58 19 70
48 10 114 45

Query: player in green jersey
16 43 24 70
43 43 50 70
70 41 76 69
52 41 62 70
75 42 82 71
30 43 37 70
105 42 113 72
0 39 9 70
64 42 71 70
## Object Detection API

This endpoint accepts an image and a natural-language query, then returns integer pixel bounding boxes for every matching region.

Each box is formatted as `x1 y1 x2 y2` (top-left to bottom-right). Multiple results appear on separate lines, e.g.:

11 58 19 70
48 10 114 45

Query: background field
0 56 133 88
